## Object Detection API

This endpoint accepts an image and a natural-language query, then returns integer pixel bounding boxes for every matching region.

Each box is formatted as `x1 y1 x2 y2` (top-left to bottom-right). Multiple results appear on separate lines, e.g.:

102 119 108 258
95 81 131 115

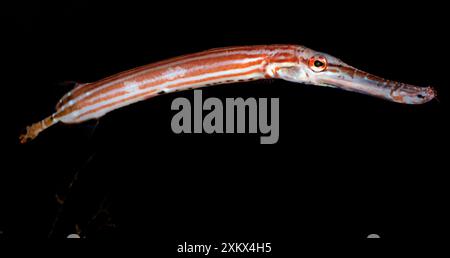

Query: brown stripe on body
60 54 268 106
74 89 158 121
139 60 266 91
58 45 299 123
62 45 286 100
166 68 263 89
74 68 262 122
61 54 268 109
271 56 298 64
77 90 130 108
58 45 298 108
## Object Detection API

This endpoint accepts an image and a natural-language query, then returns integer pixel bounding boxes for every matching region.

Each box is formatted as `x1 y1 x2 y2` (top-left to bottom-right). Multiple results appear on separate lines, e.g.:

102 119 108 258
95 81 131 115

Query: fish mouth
319 66 436 104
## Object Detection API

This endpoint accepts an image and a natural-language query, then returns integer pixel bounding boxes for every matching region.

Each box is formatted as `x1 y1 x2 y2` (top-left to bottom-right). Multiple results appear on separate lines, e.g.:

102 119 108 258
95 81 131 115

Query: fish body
20 45 436 143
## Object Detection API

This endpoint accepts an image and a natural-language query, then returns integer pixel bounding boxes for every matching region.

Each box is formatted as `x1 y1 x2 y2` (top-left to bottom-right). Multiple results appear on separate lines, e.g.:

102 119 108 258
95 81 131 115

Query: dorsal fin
55 82 90 110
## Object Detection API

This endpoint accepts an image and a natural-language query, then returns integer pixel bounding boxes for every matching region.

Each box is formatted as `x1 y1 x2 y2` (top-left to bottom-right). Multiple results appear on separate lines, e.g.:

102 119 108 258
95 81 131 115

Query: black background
1 0 448 252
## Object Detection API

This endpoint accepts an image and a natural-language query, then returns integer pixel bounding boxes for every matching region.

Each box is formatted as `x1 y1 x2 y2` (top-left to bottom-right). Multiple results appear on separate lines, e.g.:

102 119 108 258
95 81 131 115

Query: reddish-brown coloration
75 89 158 120
20 44 435 144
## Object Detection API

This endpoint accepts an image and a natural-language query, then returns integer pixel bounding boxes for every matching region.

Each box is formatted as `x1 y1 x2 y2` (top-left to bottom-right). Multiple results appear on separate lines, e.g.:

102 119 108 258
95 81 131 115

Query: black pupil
314 60 324 67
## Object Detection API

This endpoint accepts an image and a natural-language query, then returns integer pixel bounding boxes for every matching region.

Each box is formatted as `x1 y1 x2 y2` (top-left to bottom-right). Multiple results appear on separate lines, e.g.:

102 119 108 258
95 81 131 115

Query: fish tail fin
19 115 59 144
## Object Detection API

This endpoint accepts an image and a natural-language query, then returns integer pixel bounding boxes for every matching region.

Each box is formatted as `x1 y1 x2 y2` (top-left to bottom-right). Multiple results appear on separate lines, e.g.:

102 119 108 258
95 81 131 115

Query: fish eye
309 55 327 72
314 60 324 67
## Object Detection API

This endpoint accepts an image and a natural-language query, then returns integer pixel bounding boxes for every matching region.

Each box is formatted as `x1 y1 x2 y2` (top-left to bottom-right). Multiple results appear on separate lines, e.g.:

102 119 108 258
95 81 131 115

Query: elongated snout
318 65 436 104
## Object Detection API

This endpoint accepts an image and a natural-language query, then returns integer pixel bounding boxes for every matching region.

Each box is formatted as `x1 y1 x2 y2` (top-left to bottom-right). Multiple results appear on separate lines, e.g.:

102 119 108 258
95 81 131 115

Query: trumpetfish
20 44 436 143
